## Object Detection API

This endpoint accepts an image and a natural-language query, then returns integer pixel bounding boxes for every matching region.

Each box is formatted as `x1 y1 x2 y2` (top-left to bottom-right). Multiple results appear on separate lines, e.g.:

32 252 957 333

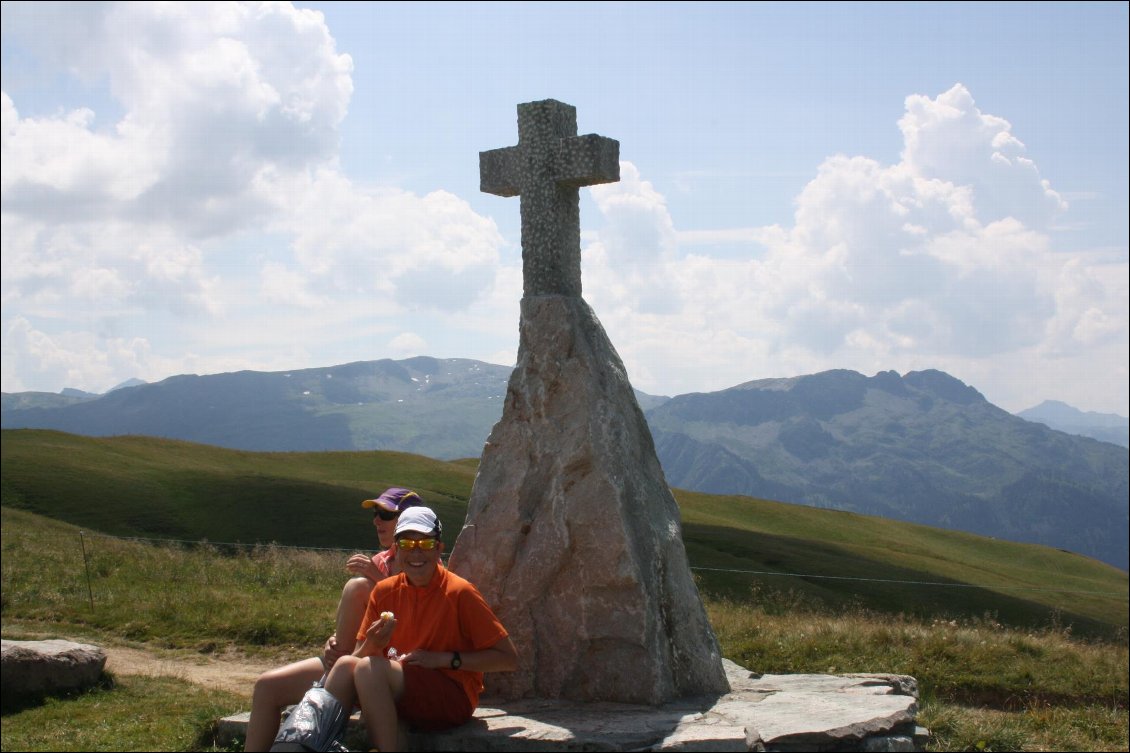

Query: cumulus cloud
899 84 1067 229
1 211 220 316
585 162 681 314
2 2 354 238
583 84 1125 409
4 315 156 393
1043 257 1129 355
1 0 354 345
261 168 503 311
388 331 427 357
2 1 508 394
2 10 1123 419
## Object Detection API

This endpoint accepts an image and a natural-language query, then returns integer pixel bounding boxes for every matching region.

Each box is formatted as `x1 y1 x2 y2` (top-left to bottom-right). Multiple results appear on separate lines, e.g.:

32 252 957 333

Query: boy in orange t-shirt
245 487 423 752
324 507 518 751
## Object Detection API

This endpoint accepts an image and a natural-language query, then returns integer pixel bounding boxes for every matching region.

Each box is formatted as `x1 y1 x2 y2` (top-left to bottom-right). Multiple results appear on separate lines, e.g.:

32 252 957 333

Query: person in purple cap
244 487 423 752
345 488 424 654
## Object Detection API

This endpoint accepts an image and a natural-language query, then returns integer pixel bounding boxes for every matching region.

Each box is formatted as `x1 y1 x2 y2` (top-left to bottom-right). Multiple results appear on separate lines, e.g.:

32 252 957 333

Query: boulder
1 639 107 700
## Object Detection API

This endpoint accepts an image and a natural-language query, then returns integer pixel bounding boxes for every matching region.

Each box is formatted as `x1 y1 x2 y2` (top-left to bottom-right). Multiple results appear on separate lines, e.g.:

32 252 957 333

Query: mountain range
646 369 1127 570
1017 400 1129 448
3 358 1127 570
2 357 513 458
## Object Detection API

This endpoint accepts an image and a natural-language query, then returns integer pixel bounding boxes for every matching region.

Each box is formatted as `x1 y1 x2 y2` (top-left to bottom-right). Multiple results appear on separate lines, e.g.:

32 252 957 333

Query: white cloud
582 85 1126 412
259 262 327 309
1 6 1123 421
1 1 510 394
585 162 681 314
2 3 354 238
388 331 427 357
1043 257 1129 354
1 93 156 206
1 212 220 316
899 83 1067 229
2 1 352 346
3 315 157 393
261 169 503 311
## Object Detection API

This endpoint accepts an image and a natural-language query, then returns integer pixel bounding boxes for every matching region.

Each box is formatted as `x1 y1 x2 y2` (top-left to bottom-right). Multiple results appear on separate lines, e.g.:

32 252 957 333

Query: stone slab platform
219 660 928 751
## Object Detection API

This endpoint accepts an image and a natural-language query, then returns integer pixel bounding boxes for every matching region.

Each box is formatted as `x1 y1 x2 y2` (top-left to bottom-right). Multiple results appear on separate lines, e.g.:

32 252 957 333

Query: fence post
79 531 95 611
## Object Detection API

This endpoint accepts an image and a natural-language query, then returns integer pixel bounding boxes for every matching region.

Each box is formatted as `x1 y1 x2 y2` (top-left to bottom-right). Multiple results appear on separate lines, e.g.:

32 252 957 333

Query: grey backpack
269 683 350 752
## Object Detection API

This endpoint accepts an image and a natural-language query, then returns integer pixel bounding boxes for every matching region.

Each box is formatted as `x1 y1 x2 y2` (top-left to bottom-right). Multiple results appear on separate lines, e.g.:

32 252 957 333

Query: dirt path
3 622 288 697
103 645 278 697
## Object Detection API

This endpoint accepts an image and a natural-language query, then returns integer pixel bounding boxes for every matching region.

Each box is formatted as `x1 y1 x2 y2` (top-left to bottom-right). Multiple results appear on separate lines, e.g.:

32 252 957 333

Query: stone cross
452 99 729 704
480 99 619 297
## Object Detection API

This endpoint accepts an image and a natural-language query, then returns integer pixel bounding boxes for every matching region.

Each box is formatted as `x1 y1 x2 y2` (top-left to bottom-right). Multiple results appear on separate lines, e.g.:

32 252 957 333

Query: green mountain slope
0 429 475 552
3 429 1125 638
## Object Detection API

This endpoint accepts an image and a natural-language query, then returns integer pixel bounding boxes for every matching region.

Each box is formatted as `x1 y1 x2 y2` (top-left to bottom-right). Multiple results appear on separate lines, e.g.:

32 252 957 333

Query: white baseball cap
394 506 442 538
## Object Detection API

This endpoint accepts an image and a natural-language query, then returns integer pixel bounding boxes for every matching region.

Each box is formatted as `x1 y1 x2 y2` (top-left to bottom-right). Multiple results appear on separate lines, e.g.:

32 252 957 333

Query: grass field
2 429 1128 750
0 673 244 752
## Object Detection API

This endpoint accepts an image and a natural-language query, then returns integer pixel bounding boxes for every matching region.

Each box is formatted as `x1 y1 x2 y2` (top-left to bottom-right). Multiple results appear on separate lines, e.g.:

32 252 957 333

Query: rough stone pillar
449 297 729 704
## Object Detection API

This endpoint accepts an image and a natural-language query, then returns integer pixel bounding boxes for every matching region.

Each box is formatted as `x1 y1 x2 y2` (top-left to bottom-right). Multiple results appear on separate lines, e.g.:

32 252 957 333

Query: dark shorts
396 664 473 731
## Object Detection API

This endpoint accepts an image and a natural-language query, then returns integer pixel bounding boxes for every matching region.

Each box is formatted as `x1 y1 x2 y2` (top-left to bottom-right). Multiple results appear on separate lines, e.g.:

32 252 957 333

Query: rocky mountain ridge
646 369 1127 570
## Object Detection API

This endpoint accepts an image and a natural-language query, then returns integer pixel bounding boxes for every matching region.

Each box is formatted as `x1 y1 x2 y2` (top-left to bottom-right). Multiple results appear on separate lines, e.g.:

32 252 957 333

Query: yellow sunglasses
396 538 439 551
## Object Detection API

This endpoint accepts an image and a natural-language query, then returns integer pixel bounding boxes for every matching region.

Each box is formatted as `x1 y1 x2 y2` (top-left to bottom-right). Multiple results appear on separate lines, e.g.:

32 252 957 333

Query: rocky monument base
449 295 728 704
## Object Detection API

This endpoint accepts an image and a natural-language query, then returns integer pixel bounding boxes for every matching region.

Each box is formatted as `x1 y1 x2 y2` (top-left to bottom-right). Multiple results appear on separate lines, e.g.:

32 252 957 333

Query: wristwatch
450 651 462 670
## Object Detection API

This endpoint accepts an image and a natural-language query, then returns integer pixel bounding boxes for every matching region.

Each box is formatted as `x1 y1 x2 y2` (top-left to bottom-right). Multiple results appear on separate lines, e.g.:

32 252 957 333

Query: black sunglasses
373 509 400 522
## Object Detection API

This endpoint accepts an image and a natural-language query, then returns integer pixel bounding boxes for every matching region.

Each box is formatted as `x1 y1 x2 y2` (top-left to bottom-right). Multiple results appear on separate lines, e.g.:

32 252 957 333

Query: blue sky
2 1 1127 415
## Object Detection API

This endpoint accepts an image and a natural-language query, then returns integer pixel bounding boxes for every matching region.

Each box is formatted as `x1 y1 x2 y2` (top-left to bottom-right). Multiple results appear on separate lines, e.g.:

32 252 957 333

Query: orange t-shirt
357 564 508 709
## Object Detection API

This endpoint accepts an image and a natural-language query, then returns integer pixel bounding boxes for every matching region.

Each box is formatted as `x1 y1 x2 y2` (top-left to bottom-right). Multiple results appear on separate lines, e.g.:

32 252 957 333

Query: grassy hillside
3 505 1126 752
3 428 1127 640
677 490 1128 636
1 429 475 552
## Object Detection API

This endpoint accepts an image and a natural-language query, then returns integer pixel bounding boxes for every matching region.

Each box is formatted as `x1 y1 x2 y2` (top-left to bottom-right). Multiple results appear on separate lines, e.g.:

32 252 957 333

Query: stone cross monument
479 99 619 297
449 99 729 705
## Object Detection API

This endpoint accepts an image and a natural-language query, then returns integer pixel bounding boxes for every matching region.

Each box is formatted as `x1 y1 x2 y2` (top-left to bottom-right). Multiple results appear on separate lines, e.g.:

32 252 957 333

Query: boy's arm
459 634 519 672
353 613 396 658
399 635 518 672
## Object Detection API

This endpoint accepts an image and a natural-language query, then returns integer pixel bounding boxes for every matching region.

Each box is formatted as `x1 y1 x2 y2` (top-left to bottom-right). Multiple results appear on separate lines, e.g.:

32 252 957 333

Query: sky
2 1 1127 416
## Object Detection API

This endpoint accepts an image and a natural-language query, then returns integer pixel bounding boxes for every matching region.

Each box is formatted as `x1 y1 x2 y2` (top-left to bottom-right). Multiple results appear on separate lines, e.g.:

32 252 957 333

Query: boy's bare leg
244 657 325 751
322 655 362 711
353 657 406 752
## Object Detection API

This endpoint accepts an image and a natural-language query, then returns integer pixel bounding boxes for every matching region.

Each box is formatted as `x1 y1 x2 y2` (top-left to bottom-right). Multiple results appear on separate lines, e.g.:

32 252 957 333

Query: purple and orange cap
361 487 423 513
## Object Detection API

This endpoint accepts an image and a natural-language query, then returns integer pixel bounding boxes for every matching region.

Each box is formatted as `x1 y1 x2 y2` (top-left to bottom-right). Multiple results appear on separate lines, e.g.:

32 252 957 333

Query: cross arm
555 134 620 188
480 146 521 197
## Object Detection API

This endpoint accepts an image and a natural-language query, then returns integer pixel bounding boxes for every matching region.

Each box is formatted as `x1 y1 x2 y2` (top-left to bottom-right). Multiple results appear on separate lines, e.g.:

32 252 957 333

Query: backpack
269 683 350 752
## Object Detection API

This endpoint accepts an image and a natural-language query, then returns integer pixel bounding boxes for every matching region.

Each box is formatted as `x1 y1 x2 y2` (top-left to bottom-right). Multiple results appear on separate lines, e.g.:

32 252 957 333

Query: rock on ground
1 638 107 700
